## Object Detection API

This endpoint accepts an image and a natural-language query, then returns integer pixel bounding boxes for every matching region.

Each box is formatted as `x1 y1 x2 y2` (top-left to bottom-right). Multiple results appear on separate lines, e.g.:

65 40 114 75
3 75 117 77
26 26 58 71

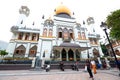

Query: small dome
19 6 30 17
44 18 54 26
59 42 80 48
54 3 71 16
87 17 94 25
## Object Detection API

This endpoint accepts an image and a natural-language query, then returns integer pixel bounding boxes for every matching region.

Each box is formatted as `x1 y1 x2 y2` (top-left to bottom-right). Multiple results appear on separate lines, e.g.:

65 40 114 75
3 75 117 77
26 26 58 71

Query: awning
53 42 91 51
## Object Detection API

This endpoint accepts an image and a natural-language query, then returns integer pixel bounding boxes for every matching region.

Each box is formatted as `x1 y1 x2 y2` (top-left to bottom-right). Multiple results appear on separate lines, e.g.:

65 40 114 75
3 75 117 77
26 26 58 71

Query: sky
0 0 120 42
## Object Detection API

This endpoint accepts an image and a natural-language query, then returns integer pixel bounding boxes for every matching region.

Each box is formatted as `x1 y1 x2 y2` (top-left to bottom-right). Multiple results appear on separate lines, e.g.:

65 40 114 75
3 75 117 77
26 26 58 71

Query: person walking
74 61 79 71
45 64 50 72
91 60 97 74
86 60 94 79
59 61 64 71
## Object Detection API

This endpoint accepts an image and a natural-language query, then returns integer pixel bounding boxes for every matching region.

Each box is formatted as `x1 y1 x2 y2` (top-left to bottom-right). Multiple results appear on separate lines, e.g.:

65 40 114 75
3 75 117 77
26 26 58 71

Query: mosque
6 4 103 61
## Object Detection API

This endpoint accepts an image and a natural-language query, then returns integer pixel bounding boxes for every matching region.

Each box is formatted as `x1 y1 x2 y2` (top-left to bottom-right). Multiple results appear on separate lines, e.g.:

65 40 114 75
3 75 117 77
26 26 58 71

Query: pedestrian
91 60 97 74
86 60 94 79
59 61 64 71
74 61 79 71
46 64 50 72
102 60 107 69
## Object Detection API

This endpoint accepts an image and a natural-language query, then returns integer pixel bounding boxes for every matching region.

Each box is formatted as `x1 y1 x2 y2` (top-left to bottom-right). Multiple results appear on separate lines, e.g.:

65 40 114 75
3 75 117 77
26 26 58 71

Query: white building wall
41 40 52 60
17 14 27 27
73 27 78 40
25 43 31 57
53 25 56 37
40 25 43 36
57 40 63 46
11 33 17 40
36 39 42 57
6 42 17 57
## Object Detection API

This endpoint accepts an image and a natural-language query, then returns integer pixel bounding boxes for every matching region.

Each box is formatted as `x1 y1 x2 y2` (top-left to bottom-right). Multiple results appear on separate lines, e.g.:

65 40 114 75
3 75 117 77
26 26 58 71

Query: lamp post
100 22 120 76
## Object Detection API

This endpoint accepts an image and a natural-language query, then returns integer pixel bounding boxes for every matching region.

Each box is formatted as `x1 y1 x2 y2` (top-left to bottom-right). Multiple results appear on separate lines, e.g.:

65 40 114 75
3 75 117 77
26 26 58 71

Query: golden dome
55 4 71 16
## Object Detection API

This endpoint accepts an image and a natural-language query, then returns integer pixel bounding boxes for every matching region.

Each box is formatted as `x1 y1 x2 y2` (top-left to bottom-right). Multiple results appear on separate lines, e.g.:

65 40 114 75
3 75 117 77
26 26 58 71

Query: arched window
63 28 69 40
69 29 74 39
78 32 81 39
48 29 53 37
75 49 80 61
43 28 47 36
62 48 66 61
18 32 23 40
58 28 62 38
32 33 36 40
25 33 30 40
81 32 86 39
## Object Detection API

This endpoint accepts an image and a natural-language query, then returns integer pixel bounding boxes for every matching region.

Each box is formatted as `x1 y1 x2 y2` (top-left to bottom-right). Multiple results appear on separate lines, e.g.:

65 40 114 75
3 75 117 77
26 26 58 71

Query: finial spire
42 15 44 19
21 20 23 24
32 22 34 26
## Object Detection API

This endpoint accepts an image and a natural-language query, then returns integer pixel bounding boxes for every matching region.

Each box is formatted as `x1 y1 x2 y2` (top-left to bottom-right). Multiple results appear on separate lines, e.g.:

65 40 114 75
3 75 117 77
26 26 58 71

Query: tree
0 50 8 57
100 43 108 56
106 9 120 40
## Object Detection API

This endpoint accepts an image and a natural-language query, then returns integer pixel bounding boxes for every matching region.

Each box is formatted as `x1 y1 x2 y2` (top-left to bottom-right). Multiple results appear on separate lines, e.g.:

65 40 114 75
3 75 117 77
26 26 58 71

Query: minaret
86 17 95 34
16 6 30 27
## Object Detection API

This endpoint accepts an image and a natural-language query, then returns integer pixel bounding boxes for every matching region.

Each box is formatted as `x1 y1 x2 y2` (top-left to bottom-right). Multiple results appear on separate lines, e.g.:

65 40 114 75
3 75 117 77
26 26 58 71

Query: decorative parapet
96 34 100 38
10 26 40 32
10 39 38 43
88 33 100 38
11 26 19 32
44 18 54 27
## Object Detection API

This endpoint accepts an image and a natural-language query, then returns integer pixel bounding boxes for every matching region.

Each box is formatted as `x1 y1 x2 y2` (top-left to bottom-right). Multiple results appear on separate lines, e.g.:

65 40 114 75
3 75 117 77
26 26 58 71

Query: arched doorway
14 45 26 57
62 49 66 61
75 49 80 61
29 45 37 57
68 49 74 61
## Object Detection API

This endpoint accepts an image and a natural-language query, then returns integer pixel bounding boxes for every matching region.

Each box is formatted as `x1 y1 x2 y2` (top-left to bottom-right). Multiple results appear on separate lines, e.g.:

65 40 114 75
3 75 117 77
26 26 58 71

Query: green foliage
0 50 8 56
106 9 120 40
3 57 30 60
100 43 108 55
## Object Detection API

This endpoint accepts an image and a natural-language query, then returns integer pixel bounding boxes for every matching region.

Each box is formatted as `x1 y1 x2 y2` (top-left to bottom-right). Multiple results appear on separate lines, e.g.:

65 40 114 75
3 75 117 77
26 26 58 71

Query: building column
29 33 32 40
6 42 17 57
79 52 81 61
36 39 42 58
66 50 69 61
73 50 76 61
22 33 25 40
60 50 62 61
25 43 31 57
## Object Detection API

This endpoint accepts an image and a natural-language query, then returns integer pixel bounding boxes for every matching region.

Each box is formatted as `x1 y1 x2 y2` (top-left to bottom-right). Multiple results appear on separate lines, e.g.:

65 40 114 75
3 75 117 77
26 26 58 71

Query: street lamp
100 22 120 76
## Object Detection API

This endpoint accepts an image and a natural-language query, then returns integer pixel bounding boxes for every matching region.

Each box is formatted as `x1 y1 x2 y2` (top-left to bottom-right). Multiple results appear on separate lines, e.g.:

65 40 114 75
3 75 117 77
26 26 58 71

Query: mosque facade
6 4 103 61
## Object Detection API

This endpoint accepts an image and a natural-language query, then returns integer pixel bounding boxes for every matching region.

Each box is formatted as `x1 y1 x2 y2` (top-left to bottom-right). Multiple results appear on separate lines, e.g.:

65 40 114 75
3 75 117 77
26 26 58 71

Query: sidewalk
0 69 120 80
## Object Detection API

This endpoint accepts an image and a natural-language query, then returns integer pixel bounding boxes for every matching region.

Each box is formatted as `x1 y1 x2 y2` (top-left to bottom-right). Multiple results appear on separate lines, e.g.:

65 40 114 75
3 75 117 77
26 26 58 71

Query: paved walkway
0 68 120 80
